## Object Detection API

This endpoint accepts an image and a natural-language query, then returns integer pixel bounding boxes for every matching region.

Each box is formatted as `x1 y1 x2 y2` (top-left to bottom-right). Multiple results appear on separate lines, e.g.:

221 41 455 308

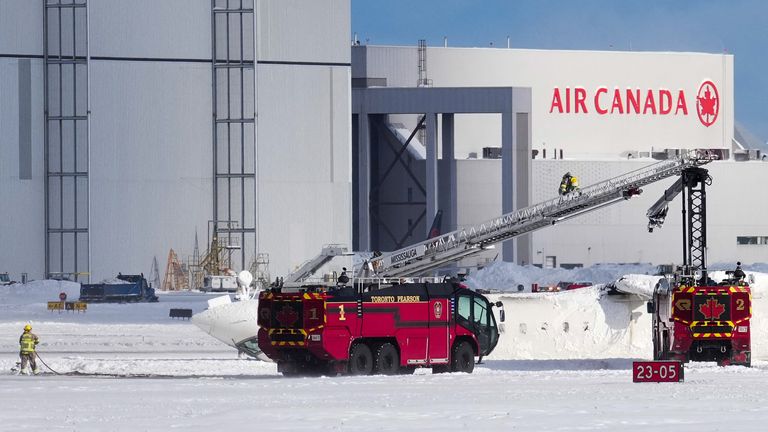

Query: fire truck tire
652 332 661 360
660 331 670 360
374 342 400 375
451 341 475 373
349 343 374 375
432 364 450 374
279 362 301 377
734 352 751 368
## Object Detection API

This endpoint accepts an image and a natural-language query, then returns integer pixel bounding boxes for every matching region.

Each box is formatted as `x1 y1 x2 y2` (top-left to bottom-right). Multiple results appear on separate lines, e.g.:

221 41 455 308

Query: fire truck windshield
456 293 499 356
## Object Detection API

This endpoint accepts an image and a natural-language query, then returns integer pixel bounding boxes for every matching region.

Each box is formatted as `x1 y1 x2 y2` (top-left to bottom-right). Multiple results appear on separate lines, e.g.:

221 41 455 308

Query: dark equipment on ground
79 273 159 303
169 308 193 319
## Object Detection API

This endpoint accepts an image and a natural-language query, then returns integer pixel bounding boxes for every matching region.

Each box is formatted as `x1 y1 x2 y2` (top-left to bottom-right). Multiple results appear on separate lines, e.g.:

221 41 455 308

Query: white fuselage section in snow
191 298 268 360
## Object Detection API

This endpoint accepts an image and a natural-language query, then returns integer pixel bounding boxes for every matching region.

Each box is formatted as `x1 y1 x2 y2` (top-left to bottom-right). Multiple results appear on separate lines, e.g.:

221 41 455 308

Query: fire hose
35 352 62 375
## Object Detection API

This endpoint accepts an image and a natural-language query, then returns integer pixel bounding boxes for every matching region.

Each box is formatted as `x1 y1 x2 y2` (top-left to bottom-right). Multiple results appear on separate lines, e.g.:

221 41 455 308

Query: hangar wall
0 58 46 277
0 0 351 281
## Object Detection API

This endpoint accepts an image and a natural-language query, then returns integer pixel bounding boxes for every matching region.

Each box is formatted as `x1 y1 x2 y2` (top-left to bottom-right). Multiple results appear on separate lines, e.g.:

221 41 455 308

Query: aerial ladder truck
645 165 752 366
256 149 722 375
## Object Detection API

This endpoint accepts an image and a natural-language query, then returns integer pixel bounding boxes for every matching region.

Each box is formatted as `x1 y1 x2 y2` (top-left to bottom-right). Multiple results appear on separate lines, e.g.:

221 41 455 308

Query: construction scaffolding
187 220 242 290
248 252 270 291
162 249 188 291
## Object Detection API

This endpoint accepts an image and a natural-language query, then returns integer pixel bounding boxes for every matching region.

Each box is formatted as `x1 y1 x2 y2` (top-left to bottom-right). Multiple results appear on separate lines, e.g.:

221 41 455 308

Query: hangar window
736 236 768 245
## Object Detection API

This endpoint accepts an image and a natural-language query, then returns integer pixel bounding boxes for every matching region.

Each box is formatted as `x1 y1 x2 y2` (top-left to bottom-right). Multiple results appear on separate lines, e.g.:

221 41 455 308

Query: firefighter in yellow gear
19 324 40 375
559 172 580 196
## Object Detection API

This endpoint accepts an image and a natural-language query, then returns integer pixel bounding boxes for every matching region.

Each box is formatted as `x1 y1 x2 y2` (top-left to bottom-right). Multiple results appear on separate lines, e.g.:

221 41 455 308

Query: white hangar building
0 0 351 282
351 44 765 269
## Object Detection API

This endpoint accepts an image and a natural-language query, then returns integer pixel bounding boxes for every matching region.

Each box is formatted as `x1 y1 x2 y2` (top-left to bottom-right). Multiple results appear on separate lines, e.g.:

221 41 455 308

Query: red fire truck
257 278 504 376
649 273 751 366
646 166 751 366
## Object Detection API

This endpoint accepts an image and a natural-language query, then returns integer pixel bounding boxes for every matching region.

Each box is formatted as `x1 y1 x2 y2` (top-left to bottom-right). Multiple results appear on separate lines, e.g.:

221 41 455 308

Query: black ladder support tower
681 167 710 282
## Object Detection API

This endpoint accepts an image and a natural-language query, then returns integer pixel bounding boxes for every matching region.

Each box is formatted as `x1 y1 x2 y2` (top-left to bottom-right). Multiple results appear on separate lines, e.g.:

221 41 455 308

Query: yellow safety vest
20 333 37 354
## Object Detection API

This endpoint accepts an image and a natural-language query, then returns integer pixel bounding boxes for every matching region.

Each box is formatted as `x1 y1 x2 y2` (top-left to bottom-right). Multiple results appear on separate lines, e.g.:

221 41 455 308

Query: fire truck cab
257 278 503 376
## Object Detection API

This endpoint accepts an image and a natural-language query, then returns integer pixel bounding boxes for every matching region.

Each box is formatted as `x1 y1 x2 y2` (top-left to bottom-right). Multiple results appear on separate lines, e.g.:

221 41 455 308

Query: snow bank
465 261 656 291
0 279 80 305
488 287 650 360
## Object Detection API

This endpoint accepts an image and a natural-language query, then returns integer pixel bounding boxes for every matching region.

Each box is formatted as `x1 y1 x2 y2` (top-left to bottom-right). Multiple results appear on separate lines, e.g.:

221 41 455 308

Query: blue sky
351 0 767 144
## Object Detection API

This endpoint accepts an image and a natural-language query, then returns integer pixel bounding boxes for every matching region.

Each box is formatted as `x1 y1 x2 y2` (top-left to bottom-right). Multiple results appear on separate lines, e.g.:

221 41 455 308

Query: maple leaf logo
699 89 716 116
699 298 725 320
696 80 719 127
276 304 299 327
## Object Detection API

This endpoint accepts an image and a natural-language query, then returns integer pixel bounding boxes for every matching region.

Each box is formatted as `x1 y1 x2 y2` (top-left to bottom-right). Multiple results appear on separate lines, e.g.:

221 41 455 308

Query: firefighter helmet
24 324 32 332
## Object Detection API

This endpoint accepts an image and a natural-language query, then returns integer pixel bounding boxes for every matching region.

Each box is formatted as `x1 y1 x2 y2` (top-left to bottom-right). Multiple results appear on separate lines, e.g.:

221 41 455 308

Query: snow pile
613 274 662 299
100 277 130 284
0 279 80 305
465 261 656 291
468 261 768 293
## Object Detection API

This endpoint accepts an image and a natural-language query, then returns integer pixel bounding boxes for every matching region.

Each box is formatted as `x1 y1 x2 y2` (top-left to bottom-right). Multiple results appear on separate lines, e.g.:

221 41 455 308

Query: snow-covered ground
3 264 768 431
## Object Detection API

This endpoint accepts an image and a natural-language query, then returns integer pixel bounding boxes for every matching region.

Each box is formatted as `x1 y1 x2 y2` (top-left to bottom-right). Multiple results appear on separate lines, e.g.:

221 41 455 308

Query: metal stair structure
361 149 719 278
283 245 351 284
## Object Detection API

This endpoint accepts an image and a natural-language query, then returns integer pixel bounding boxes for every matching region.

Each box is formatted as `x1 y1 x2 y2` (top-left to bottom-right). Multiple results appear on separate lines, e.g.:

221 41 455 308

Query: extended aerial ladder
359 149 719 278
644 157 752 366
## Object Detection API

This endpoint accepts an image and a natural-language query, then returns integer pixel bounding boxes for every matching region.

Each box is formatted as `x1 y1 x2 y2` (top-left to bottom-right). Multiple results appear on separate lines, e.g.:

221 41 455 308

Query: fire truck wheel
451 341 475 373
279 362 301 377
733 352 751 368
431 365 450 374
659 331 670 360
374 342 400 375
349 343 374 375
